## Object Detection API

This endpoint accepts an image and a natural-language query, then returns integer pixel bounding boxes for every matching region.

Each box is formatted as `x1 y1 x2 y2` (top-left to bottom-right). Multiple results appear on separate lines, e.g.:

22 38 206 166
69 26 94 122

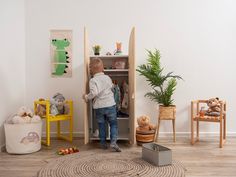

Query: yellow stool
34 100 73 146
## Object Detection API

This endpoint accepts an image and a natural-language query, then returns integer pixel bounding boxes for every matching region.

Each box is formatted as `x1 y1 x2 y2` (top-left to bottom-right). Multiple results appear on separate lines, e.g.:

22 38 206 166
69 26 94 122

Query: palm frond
136 49 183 106
162 78 177 106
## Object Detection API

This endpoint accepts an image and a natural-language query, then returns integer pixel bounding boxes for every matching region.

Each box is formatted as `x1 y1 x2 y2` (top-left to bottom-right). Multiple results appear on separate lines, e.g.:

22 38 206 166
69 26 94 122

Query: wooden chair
191 100 226 148
34 100 73 146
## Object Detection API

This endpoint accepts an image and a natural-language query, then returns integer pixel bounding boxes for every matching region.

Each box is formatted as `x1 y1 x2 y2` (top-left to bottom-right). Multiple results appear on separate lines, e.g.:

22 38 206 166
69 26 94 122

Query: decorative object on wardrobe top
114 42 122 55
92 45 101 55
90 41 124 57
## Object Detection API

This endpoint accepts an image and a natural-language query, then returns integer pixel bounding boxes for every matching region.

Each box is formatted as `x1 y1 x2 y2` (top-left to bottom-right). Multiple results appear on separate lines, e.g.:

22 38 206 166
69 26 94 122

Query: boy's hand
82 94 88 102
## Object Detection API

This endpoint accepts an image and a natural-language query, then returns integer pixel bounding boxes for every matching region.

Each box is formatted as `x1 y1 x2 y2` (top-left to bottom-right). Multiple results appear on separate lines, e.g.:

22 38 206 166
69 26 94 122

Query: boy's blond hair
90 58 104 75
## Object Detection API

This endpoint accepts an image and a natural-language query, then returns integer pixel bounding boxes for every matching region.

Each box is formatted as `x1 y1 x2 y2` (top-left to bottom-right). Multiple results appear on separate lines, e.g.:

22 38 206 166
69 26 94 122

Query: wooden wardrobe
83 27 136 144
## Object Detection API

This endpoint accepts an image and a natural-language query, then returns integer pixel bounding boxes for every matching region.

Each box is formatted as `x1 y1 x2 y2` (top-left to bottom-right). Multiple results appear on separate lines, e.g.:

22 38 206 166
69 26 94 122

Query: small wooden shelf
104 69 129 72
90 55 129 58
117 117 129 120
118 136 129 140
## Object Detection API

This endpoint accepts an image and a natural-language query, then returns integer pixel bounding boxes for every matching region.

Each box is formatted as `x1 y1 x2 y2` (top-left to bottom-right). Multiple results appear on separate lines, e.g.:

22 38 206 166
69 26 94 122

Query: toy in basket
4 106 42 154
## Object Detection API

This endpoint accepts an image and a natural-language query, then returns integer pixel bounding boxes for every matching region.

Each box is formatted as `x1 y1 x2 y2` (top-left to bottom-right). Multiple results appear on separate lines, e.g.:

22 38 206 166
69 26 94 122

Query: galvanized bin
142 143 172 166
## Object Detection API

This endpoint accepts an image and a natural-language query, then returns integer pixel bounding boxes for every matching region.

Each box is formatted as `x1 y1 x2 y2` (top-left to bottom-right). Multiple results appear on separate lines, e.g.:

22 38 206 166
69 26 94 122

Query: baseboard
42 131 84 138
41 131 236 138
0 144 6 152
157 132 236 137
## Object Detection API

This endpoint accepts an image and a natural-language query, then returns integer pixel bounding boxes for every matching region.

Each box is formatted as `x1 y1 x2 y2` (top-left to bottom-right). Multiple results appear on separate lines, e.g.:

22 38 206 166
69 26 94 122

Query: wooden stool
154 105 176 142
136 129 155 146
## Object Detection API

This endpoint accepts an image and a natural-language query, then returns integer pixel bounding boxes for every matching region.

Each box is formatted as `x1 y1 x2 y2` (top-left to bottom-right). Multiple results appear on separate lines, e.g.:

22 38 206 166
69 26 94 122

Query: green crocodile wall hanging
51 38 70 76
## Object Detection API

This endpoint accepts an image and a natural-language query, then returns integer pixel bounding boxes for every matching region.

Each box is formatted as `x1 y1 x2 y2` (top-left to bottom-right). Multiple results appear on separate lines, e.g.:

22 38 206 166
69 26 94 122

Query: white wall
25 0 236 136
0 0 25 148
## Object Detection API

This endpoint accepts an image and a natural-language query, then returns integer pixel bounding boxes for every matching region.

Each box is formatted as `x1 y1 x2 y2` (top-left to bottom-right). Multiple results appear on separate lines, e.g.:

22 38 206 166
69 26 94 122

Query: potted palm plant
136 49 182 120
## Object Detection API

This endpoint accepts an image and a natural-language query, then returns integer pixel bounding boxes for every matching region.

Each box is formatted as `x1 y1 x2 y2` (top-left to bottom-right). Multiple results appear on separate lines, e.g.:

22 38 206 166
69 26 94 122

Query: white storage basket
4 121 42 154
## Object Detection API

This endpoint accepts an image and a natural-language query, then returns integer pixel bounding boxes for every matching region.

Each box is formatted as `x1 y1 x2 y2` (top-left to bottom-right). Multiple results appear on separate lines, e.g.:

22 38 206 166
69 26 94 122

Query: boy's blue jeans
95 105 118 145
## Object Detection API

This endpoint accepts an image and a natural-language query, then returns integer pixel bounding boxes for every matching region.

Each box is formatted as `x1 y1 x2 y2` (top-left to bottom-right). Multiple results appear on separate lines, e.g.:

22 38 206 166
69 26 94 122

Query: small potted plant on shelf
136 49 183 120
93 45 101 55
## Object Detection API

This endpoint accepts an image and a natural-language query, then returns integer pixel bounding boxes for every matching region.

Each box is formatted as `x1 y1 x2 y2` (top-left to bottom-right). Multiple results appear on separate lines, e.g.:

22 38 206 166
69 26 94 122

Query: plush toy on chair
50 93 69 115
205 97 221 116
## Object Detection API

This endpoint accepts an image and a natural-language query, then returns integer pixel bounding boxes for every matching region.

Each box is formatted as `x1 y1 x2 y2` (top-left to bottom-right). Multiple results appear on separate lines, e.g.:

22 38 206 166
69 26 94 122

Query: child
83 58 121 152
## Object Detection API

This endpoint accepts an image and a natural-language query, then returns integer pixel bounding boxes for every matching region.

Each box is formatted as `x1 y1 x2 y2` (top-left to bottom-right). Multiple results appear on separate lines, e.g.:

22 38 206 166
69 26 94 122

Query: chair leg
155 118 161 142
46 119 50 146
191 119 194 145
57 121 61 138
223 116 226 140
220 120 223 148
172 119 176 142
196 120 199 142
69 118 73 142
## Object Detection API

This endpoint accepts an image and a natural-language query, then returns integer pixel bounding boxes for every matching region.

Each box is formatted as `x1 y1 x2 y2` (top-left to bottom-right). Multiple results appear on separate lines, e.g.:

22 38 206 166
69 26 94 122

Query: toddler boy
83 58 121 152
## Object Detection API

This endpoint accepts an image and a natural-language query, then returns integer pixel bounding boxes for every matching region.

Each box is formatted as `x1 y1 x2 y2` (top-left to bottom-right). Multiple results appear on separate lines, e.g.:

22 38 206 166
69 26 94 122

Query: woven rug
38 149 185 177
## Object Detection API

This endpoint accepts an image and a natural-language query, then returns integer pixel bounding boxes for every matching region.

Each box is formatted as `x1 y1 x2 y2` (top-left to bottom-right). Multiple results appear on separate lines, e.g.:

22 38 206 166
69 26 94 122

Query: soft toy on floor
57 147 79 155
12 106 41 124
136 115 156 132
206 97 221 116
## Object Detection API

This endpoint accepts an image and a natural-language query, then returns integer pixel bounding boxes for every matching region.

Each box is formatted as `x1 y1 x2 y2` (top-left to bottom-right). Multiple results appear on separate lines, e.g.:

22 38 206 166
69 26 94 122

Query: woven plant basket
159 105 176 120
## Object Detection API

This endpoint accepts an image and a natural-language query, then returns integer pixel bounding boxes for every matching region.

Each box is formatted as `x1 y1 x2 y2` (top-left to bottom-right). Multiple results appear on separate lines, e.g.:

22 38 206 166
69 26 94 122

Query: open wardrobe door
83 27 90 144
128 27 136 144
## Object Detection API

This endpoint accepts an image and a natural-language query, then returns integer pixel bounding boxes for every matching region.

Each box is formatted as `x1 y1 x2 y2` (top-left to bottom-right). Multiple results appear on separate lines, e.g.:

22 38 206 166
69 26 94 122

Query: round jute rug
38 150 185 177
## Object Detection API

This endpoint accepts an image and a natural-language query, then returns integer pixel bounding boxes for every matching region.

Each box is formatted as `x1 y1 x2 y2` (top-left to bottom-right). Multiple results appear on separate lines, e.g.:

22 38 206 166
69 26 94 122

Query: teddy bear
35 98 46 117
12 106 41 124
136 115 156 132
205 97 221 116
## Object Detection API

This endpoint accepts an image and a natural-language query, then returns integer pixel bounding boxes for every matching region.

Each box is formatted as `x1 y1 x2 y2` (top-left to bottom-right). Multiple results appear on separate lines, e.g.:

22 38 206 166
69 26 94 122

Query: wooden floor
0 137 236 177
